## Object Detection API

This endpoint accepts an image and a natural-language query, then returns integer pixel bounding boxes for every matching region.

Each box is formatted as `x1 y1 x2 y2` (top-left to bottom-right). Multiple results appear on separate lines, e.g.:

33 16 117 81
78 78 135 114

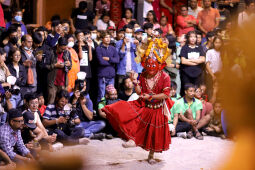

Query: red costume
102 38 173 152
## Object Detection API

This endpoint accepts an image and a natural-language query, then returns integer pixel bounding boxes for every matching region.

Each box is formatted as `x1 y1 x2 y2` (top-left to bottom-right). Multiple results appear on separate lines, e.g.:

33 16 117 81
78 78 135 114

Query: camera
3 76 20 95
63 104 77 128
75 72 87 92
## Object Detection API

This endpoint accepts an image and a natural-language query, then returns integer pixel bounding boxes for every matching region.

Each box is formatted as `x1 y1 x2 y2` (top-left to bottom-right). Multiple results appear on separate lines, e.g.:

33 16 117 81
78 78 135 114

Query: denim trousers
76 120 106 137
97 77 115 103
9 93 23 109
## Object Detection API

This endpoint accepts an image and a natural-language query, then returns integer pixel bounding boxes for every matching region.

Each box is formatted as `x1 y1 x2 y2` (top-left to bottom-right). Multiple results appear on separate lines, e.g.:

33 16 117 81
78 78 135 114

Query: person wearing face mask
66 35 80 93
5 9 27 36
3 26 19 58
115 24 138 91
32 32 55 104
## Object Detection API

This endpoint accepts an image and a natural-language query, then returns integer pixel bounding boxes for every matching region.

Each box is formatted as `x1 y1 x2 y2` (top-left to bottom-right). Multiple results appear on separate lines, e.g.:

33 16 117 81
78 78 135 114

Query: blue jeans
97 77 115 103
10 93 23 109
76 121 106 137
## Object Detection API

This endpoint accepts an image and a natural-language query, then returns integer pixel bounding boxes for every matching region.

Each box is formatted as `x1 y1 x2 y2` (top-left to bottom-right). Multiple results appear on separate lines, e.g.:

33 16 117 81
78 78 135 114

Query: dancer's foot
79 138 90 145
147 158 157 165
122 140 136 148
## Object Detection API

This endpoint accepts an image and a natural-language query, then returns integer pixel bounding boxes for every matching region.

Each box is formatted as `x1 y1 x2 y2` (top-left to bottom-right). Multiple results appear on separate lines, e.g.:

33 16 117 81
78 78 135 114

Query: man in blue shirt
5 9 27 36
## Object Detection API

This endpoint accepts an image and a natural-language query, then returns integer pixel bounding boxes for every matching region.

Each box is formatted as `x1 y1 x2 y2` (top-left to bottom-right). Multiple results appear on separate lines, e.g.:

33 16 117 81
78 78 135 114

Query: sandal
195 131 204 140
187 131 193 139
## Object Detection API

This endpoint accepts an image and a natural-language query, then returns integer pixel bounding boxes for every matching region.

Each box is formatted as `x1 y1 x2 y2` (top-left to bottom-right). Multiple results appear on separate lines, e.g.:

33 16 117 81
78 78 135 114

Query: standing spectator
61 19 72 37
0 0 5 36
96 12 115 31
0 48 11 89
0 109 34 163
66 35 80 93
47 37 72 104
71 1 95 30
197 0 220 35
42 90 89 145
144 10 160 30
160 0 174 25
20 34 37 95
180 31 205 95
176 5 199 36
3 26 18 57
205 36 223 99
143 0 153 20
46 20 62 48
218 0 231 29
196 30 203 45
188 0 203 18
116 24 138 89
143 23 154 39
160 16 175 37
202 31 215 53
73 30 93 93
238 0 255 26
7 48 27 108
152 0 161 22
95 0 111 16
96 31 119 103
33 32 54 102
5 9 27 36
118 8 136 30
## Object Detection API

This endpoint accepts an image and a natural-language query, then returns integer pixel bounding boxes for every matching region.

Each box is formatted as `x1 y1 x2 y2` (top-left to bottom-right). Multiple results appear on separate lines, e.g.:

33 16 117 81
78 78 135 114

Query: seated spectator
95 0 111 16
194 86 213 118
42 90 89 145
0 109 34 163
5 8 27 36
20 34 38 96
176 5 198 37
3 25 19 58
70 79 106 140
96 12 115 31
118 8 136 30
47 37 72 104
46 20 62 48
200 83 208 102
22 94 57 151
144 10 160 30
118 76 135 101
98 84 120 118
21 111 44 158
38 93 46 117
116 24 138 90
0 86 12 125
0 149 15 168
170 84 211 140
0 48 11 89
204 101 225 139
66 35 80 93
7 47 26 108
71 1 95 30
238 0 255 27
160 16 175 37
170 82 181 102
96 31 119 103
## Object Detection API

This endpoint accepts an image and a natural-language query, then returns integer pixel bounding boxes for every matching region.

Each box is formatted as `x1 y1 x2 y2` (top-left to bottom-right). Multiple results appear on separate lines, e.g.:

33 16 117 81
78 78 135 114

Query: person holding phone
115 24 138 90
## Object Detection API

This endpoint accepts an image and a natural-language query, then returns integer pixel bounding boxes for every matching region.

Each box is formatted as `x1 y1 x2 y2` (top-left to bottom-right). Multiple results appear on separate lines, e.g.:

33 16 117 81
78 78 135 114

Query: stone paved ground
50 136 234 170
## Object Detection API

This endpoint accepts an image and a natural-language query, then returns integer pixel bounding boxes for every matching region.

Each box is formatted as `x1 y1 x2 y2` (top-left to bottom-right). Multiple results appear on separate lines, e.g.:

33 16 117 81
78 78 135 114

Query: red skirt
102 99 171 152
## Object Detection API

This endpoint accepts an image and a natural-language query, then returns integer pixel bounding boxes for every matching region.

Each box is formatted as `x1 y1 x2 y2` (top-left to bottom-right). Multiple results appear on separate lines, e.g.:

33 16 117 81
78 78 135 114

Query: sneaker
177 132 187 139
52 142 64 151
79 138 90 145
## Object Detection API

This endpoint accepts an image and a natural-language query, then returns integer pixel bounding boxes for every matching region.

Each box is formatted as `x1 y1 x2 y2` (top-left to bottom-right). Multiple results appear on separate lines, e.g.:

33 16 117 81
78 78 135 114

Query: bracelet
148 95 153 102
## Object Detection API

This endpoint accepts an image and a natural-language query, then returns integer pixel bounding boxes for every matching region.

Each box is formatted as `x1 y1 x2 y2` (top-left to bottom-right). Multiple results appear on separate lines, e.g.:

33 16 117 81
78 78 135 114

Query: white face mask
67 41 74 48
91 33 97 40
125 33 133 39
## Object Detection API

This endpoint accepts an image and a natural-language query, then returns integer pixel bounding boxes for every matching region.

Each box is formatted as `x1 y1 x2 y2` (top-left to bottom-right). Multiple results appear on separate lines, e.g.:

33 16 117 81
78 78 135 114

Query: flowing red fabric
102 71 174 152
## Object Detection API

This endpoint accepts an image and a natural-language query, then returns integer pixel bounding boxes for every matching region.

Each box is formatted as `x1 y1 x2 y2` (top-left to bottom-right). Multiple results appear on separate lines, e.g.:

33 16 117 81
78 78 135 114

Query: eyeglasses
12 119 24 123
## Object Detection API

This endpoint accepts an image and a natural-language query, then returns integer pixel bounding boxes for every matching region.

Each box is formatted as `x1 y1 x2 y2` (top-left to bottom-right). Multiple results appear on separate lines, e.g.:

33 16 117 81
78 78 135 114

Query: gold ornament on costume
135 38 171 67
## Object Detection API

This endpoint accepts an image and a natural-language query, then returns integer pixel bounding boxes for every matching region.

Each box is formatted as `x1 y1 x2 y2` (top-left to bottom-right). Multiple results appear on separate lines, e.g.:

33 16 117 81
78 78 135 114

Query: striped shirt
0 123 30 160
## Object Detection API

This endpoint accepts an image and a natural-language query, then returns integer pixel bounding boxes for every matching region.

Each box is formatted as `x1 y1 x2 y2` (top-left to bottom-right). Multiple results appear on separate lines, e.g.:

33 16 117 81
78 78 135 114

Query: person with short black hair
118 76 135 101
61 19 72 36
3 25 18 57
238 0 255 26
71 1 95 30
0 109 34 163
43 89 89 145
47 37 72 104
46 20 62 48
143 22 153 38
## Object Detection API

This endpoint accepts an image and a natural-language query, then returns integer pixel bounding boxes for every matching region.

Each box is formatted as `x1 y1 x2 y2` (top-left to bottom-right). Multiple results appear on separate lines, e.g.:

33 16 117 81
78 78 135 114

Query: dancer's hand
141 93 150 100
